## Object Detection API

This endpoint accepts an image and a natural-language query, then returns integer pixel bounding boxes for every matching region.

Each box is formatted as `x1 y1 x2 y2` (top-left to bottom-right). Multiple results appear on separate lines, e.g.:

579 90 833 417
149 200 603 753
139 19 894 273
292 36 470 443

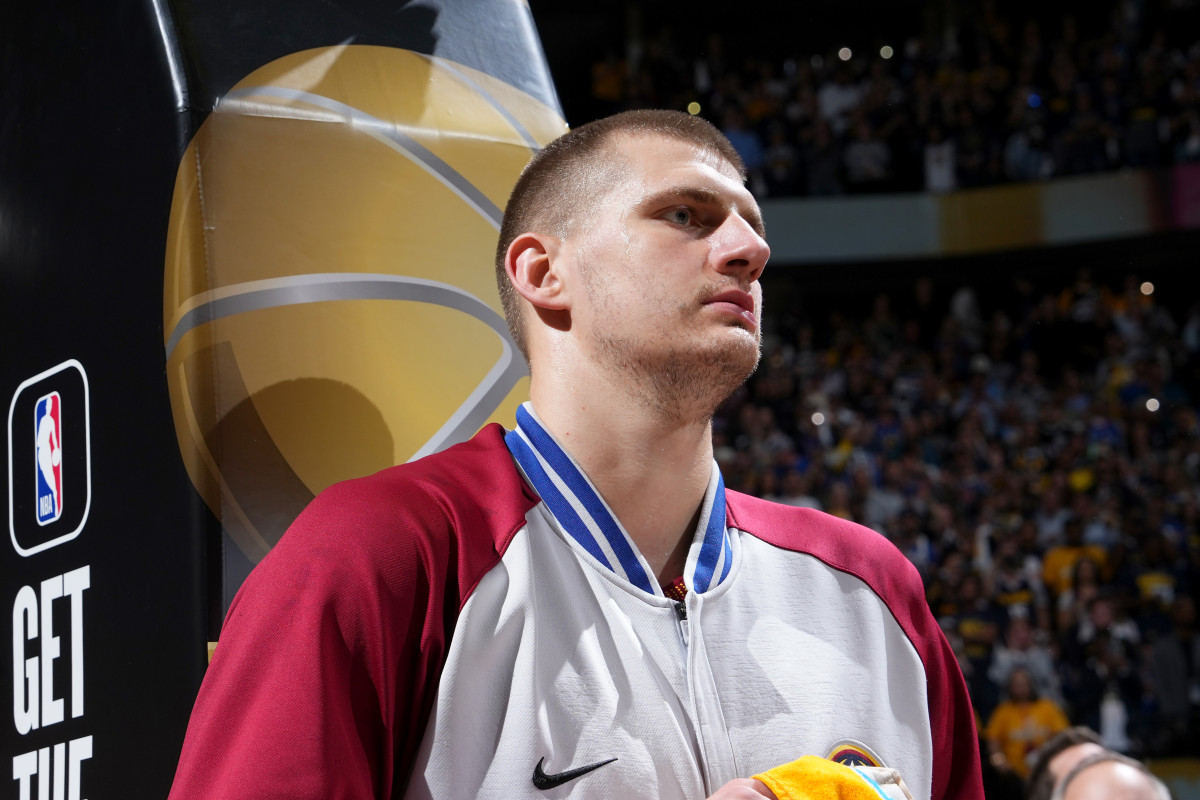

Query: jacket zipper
675 600 689 646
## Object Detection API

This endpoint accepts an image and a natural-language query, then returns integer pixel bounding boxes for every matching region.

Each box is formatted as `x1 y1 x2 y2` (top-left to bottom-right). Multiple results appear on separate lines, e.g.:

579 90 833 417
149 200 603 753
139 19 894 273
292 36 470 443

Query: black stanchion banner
1 0 564 795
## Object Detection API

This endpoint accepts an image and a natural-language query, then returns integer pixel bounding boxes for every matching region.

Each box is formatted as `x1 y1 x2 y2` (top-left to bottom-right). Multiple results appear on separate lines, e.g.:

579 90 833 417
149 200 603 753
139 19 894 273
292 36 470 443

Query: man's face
561 133 770 417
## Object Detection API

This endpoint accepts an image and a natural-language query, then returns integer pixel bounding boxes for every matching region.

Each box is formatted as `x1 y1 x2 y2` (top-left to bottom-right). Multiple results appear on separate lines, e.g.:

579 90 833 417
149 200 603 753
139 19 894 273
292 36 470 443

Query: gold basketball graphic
163 45 567 562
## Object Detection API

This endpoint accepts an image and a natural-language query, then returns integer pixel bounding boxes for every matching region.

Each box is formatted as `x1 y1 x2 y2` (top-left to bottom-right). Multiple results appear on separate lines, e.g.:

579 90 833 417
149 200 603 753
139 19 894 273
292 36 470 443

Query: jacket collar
505 402 733 597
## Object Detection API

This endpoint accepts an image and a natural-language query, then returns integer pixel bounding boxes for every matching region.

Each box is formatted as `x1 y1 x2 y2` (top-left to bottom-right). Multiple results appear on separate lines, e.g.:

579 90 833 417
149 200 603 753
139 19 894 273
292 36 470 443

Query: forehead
603 132 762 230
610 133 740 191
607 131 745 190
613 131 740 175
1049 743 1106 780
1064 762 1150 800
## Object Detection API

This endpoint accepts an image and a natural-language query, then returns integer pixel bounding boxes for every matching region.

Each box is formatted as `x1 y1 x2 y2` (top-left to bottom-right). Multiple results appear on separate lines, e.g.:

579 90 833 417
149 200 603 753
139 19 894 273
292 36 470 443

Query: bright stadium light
687 101 701 115
812 412 826 426
880 45 894 59
1141 281 1154 295
1146 398 1160 412
838 47 852 61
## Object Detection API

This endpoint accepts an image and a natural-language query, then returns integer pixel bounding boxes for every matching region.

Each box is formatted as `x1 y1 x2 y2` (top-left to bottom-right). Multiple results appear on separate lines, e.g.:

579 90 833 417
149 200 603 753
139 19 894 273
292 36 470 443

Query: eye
665 207 694 226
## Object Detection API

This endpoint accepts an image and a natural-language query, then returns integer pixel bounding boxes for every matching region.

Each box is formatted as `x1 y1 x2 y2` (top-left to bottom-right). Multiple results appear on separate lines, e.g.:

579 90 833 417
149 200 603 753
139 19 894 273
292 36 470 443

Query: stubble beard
588 285 761 426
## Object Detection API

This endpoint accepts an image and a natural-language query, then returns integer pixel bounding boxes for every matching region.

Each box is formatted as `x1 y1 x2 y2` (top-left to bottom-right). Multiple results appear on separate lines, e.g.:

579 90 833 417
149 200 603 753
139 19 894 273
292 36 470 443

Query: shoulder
726 490 924 606
727 490 985 800
254 424 537 611
178 427 538 798
302 423 531 534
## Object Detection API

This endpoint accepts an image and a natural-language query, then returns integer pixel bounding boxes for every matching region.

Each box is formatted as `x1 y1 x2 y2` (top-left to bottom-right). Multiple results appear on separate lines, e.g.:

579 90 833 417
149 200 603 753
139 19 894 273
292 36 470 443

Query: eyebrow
641 185 766 238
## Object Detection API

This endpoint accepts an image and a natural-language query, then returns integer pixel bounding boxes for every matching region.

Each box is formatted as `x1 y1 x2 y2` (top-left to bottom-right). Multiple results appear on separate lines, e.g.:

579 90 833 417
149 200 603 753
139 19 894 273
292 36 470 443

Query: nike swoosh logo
532 756 618 790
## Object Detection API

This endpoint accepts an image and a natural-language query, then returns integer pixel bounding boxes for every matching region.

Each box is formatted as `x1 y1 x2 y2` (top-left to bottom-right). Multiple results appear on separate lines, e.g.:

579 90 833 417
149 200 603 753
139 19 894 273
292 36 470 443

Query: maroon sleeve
168 426 535 799
726 493 986 800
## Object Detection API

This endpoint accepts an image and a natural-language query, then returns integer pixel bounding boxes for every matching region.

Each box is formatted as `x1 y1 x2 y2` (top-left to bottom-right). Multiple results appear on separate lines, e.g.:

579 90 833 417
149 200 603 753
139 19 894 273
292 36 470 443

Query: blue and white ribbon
505 402 733 596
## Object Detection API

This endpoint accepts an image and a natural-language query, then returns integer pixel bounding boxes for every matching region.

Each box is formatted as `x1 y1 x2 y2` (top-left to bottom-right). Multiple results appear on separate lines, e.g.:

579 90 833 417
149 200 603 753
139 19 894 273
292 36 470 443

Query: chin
591 326 760 419
721 328 762 374
700 336 760 398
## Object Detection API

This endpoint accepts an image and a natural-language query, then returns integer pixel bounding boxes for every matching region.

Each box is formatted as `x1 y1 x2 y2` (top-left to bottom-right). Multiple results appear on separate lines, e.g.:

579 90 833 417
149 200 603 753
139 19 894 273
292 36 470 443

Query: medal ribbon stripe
689 470 727 594
514 426 636 584
509 404 655 594
506 402 735 596
719 526 733 583
504 428 618 576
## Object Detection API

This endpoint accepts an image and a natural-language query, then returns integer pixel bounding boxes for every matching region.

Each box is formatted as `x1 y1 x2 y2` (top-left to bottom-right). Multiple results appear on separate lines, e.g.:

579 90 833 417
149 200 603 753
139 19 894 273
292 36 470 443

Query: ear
505 232 570 311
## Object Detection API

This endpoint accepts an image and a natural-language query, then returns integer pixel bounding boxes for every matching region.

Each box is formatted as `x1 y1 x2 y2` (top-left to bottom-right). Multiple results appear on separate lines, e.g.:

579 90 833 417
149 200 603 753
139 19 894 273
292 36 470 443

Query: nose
713 213 769 283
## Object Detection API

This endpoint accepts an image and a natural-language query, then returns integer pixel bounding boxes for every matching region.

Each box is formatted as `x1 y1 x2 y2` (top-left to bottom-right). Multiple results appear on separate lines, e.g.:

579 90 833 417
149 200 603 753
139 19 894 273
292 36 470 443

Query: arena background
2 0 1199 797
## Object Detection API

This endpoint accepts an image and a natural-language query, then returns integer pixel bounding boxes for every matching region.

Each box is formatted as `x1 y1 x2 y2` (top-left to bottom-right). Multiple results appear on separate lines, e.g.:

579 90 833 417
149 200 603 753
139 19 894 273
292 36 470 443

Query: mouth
702 288 758 330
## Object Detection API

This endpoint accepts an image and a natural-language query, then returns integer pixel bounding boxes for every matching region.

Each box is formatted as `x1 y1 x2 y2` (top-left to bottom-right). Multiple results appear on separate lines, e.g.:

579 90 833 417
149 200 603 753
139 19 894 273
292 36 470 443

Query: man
169 110 982 799
1026 726 1107 800
1050 752 1171 800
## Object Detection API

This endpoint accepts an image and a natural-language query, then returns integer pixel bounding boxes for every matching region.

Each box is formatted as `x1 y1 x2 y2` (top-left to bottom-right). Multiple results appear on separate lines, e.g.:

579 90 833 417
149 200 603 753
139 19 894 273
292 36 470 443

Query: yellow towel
754 755 896 800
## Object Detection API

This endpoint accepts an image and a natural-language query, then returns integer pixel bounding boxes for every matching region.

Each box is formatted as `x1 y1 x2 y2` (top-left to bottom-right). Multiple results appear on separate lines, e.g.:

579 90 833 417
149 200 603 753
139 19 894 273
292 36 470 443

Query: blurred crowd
711 267 1200 777
587 0 1200 196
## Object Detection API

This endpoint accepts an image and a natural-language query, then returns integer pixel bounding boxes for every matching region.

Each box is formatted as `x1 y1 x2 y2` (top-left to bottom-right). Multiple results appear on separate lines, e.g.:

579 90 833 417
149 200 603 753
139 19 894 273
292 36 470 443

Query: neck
529 372 717 586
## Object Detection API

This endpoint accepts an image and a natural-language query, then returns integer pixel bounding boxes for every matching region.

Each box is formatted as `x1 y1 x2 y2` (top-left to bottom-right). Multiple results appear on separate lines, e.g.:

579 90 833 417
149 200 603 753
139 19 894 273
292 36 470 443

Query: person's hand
706 778 778 799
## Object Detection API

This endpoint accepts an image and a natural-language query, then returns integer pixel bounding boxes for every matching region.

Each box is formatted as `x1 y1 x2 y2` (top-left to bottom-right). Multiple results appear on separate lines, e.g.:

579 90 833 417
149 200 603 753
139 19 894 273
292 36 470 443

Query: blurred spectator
928 549 968 623
924 123 957 192
817 66 862 136
1121 531 1189 633
775 467 822 509
1042 516 1109 598
985 667 1070 779
1056 556 1104 634
1060 593 1142 746
953 570 1007 715
991 542 1051 632
762 121 800 197
1148 595 1200 755
1033 486 1073 549
843 117 892 192
864 460 907 533
990 617 1064 706
893 507 938 579
802 120 844 195
721 107 765 194
956 109 995 187
1056 89 1113 175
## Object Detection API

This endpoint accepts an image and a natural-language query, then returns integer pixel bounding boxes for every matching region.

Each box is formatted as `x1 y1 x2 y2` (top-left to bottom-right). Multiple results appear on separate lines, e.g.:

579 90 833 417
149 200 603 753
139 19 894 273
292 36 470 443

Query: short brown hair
1026 727 1103 800
1050 752 1172 800
494 109 746 359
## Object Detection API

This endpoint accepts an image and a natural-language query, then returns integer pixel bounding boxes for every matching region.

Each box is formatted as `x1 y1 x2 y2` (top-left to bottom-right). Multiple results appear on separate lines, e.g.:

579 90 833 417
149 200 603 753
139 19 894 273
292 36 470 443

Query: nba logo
35 391 64 525
8 359 90 556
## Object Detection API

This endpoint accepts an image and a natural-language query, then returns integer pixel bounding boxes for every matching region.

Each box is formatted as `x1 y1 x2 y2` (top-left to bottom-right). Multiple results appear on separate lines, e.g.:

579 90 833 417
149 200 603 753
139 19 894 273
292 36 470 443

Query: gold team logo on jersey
826 739 886 768
163 45 566 562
